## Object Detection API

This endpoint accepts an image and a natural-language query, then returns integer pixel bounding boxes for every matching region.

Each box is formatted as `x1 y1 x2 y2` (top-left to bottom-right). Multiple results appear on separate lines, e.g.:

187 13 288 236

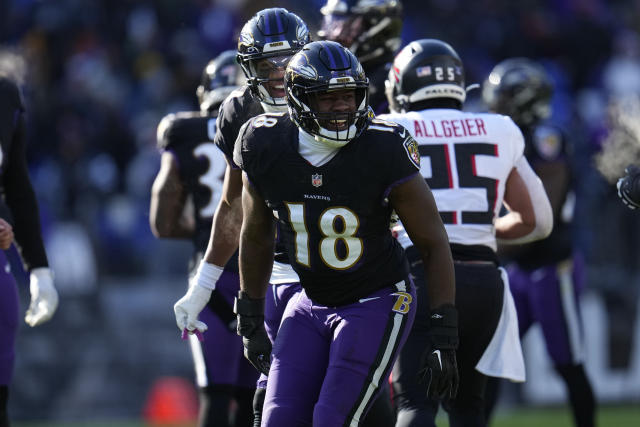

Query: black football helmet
482 58 553 127
385 39 466 113
285 40 370 147
318 0 402 69
196 50 244 114
237 8 311 107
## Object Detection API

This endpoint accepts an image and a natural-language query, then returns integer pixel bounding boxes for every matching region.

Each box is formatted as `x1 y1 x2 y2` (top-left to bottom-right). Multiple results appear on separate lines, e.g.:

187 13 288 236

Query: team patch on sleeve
403 135 421 170
533 125 563 161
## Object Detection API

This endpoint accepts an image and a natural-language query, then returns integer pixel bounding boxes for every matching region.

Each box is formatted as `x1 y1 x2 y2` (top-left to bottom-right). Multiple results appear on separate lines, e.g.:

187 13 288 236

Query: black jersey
234 113 420 306
157 111 240 273
214 86 265 167
157 111 226 253
0 77 48 270
213 85 292 263
511 123 573 269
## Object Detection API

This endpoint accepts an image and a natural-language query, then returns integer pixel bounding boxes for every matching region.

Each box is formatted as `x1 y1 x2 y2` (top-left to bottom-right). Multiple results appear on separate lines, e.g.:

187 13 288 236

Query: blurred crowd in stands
0 0 638 299
2 0 640 422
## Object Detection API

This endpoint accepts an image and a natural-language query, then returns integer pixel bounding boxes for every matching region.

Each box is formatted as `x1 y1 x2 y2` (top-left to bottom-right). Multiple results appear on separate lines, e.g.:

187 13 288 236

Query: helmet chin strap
315 123 357 148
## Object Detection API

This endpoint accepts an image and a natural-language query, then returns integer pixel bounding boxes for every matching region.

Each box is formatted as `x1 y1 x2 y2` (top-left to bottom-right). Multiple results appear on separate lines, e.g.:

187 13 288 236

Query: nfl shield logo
312 173 323 187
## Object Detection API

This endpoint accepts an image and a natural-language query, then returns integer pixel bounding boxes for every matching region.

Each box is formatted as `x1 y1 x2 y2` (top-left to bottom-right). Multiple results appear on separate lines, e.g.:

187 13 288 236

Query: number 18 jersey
234 113 420 307
379 108 525 251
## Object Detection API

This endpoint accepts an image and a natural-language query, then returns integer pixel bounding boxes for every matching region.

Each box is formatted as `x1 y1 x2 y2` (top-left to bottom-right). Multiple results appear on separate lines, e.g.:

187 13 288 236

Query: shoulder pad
233 112 290 173
246 111 288 129
368 118 405 135
156 113 177 151
156 112 210 151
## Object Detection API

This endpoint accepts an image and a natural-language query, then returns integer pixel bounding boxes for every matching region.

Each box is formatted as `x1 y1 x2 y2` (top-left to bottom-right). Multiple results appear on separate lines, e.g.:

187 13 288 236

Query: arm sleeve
507 117 526 165
4 112 49 270
497 156 553 245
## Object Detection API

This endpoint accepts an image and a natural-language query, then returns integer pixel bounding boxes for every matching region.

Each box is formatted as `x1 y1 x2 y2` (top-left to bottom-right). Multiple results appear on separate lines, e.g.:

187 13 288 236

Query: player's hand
617 165 640 210
417 304 459 399
25 267 59 327
234 291 272 376
174 284 211 334
0 218 14 250
419 348 459 399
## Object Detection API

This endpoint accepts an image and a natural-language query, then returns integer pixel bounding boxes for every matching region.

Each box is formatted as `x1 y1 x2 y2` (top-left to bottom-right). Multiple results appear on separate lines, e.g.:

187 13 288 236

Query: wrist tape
194 261 224 291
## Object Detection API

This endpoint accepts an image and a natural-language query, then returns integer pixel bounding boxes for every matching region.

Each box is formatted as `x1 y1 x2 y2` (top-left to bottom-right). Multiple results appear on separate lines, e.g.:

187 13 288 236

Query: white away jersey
379 108 525 251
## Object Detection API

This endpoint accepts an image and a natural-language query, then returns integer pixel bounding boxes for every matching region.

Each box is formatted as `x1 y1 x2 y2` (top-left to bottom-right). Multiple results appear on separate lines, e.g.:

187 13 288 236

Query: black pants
393 246 503 427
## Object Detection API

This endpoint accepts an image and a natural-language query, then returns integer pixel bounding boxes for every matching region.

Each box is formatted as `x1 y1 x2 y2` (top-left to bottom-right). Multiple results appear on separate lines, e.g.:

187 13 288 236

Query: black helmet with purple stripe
237 8 311 107
285 40 370 147
197 50 244 114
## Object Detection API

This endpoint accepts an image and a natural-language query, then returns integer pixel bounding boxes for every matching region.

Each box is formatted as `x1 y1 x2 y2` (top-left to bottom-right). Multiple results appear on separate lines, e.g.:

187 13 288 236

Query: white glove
174 284 212 334
25 267 59 327
174 261 224 335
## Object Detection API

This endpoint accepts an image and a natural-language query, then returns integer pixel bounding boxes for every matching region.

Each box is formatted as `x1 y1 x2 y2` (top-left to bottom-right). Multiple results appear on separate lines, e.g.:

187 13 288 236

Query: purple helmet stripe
325 44 339 69
336 44 350 68
263 9 287 43
275 9 284 33
264 10 272 35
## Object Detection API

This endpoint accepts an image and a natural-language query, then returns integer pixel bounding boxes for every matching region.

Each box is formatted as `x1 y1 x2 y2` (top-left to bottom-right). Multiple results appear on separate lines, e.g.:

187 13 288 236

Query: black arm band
234 291 265 316
429 303 459 350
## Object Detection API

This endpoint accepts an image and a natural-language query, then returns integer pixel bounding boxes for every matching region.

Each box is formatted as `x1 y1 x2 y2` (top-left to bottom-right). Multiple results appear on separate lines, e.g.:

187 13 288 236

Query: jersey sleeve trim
382 171 421 206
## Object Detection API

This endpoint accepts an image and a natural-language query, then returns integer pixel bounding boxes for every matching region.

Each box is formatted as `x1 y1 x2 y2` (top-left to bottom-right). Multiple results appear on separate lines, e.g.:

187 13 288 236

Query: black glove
418 304 460 400
234 291 272 376
617 165 640 210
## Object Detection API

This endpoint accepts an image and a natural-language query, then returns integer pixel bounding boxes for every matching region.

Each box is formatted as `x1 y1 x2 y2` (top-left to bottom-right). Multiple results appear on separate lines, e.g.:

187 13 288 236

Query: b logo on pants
391 292 413 314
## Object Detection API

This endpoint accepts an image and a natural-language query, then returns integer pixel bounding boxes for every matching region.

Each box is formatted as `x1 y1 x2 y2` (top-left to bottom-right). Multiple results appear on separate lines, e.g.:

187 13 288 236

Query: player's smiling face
313 89 357 131
255 56 290 99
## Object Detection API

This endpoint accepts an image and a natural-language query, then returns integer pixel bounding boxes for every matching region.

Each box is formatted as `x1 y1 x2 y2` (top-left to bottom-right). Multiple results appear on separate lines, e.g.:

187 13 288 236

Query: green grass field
11 405 640 427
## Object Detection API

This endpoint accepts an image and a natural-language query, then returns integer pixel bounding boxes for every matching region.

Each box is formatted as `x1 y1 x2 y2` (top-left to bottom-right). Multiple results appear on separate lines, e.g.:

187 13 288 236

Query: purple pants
262 279 416 427
192 271 258 389
255 282 302 389
508 254 586 366
0 251 18 385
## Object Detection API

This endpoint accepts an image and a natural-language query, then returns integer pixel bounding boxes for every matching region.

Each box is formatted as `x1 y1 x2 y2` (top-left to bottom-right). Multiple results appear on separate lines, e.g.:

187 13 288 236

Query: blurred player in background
0 72 58 427
233 39 456 426
172 8 310 426
381 39 552 427
318 0 403 113
150 50 257 427
482 58 596 427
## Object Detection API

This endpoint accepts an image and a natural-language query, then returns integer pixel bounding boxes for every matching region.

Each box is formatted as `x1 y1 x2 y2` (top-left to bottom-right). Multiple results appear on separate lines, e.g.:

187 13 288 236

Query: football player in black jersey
381 39 554 427
482 58 596 427
0 75 58 427
172 8 311 426
232 40 456 426
618 165 640 209
150 50 257 427
318 0 403 114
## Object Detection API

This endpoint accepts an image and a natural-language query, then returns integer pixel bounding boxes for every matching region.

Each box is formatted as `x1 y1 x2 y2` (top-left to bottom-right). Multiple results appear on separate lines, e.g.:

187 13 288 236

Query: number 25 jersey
234 113 420 307
379 109 525 251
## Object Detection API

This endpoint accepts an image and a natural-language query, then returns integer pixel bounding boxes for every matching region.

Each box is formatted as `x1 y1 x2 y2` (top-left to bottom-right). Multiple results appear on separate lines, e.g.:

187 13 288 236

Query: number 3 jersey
157 111 227 254
234 114 420 307
379 108 525 252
